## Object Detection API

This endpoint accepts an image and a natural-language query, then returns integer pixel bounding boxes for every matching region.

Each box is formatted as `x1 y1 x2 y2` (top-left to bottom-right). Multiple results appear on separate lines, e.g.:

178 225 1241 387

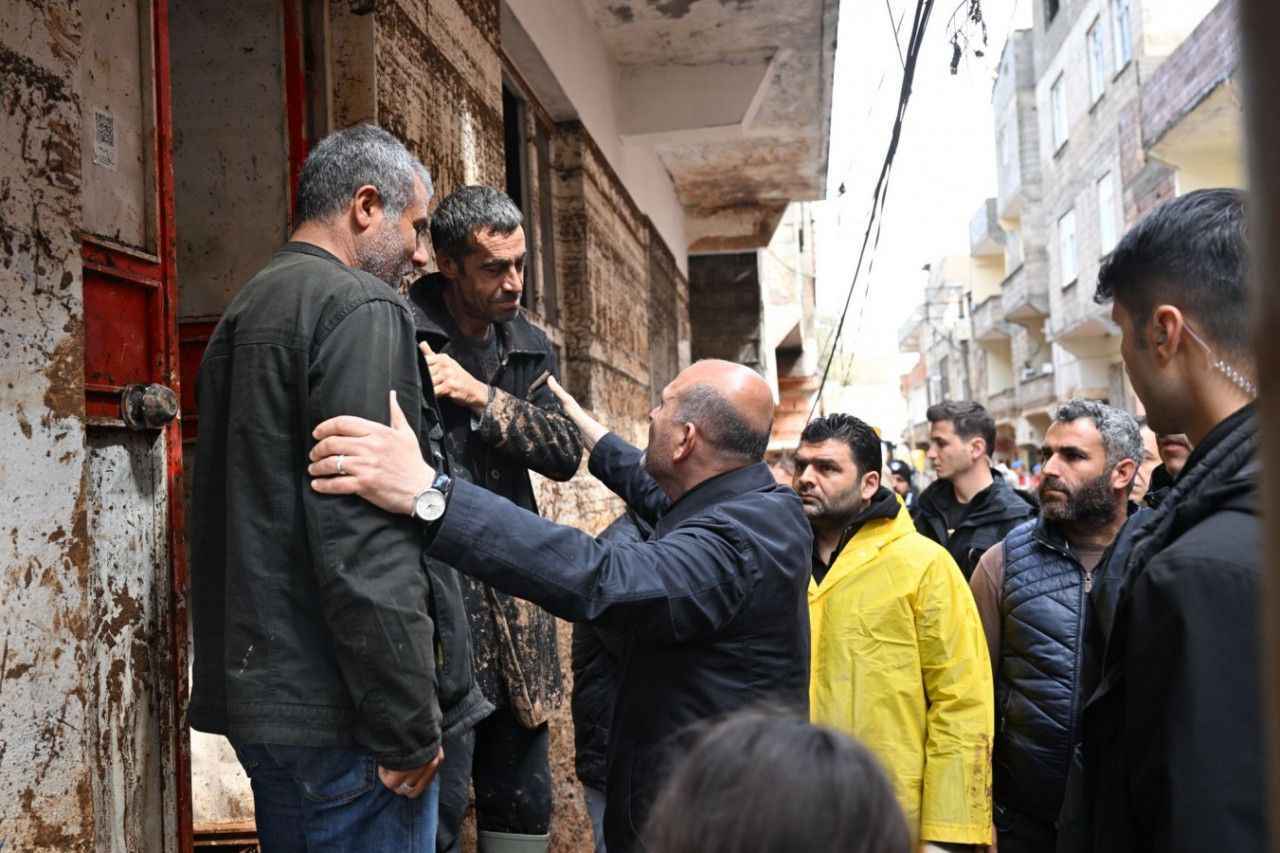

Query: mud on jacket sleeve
476 346 583 481
302 299 442 770
428 478 750 643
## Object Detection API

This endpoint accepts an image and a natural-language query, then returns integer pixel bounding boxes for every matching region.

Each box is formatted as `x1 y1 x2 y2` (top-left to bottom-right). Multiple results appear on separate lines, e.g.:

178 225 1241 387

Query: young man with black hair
406 185 582 853
914 401 1035 579
1071 188 1265 852
797 414 993 851
969 400 1142 853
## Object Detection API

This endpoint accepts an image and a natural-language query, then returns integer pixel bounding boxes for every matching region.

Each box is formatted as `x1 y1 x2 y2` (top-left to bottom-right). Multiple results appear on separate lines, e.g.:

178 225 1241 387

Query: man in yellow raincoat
795 414 993 850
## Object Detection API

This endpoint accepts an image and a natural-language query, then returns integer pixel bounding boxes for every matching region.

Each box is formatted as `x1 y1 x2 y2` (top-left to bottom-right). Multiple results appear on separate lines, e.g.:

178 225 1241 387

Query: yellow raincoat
810 500 993 845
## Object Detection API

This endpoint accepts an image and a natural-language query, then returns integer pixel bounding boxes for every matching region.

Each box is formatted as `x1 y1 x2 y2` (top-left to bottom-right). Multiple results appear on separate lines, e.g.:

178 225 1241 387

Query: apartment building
901 0 1243 466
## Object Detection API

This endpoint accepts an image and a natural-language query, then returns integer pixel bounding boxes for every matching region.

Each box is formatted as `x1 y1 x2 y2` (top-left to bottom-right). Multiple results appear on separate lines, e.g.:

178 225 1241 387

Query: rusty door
77 0 191 851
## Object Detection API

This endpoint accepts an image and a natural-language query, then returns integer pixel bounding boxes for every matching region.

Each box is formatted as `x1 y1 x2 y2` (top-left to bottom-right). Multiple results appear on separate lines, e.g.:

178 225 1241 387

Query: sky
816 0 1033 365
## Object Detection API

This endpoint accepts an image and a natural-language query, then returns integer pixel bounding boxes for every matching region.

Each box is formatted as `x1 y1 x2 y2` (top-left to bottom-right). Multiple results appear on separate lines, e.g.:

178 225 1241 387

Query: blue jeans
232 742 439 853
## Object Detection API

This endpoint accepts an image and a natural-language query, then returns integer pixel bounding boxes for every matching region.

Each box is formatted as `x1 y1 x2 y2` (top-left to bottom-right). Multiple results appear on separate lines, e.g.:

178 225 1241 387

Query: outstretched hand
547 375 608 452
309 390 435 516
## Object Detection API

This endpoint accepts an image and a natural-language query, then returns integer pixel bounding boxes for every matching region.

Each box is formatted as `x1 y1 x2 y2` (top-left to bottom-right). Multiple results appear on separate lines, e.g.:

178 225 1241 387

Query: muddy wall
0 2 95 850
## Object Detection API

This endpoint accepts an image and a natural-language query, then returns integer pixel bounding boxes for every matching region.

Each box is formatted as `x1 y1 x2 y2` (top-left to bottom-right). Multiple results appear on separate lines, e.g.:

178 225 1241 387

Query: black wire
809 0 937 421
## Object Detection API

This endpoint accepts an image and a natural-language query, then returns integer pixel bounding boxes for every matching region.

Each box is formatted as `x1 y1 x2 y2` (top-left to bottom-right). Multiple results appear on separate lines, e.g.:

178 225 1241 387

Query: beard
800 486 866 528
355 220 414 287
1038 471 1115 524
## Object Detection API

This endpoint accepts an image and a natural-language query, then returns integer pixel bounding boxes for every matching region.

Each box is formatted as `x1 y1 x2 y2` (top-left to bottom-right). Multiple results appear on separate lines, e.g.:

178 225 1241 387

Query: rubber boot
477 830 551 853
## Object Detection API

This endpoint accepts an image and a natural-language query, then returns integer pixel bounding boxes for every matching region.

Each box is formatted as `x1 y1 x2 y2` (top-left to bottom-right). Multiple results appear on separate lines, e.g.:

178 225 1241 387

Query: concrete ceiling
579 0 838 251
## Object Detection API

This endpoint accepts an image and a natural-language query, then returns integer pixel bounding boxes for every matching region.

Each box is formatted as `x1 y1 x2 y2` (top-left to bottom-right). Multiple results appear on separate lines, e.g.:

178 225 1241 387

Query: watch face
415 489 447 522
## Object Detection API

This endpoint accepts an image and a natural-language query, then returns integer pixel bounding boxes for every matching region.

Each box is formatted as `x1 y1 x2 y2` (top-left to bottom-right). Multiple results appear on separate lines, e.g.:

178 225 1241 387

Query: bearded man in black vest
969 400 1141 853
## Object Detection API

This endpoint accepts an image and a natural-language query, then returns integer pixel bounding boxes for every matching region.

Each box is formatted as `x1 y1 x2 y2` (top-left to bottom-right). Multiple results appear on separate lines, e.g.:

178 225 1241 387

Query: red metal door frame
152 0 195 849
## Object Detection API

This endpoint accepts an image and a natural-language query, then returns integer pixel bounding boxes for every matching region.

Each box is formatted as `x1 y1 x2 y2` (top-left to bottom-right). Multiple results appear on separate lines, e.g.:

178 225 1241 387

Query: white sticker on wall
93 108 117 171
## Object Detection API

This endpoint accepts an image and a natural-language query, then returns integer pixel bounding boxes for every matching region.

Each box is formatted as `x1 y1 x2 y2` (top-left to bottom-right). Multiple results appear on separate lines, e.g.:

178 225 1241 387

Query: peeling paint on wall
0 2 94 850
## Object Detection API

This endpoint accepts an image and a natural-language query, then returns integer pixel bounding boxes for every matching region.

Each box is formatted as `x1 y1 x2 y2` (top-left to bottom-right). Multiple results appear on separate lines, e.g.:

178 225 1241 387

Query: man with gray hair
190 125 483 851
968 399 1141 853
406 185 582 853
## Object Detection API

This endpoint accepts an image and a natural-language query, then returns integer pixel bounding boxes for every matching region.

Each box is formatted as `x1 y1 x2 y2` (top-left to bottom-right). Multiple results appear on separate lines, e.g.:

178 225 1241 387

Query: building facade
0 1 836 850
900 0 1242 465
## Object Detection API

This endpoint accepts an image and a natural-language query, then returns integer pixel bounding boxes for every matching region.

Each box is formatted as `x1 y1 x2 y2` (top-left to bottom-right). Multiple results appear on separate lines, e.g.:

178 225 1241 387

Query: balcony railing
1001 263 1048 324
969 198 1004 257
1018 371 1055 411
972 294 1012 342
987 386 1018 423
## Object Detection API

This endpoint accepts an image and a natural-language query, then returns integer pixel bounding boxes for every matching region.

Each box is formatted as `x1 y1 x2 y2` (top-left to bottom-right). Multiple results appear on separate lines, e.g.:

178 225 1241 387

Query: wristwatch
412 471 452 523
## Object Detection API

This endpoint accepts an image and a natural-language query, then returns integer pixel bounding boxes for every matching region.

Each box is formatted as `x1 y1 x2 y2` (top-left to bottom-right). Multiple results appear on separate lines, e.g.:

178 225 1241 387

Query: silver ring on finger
336 454 346 476
397 782 414 795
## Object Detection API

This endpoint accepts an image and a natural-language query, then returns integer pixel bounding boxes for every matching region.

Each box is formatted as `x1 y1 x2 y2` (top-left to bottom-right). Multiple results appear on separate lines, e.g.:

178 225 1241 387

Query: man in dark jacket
969 400 1141 853
306 358 812 853
407 186 582 853
571 510 652 853
1072 188 1265 851
1143 432 1192 508
915 400 1035 578
190 125 484 851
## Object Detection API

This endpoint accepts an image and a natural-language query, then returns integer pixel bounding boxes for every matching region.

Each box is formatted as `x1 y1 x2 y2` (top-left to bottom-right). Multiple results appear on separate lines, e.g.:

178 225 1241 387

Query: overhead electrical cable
809 0 937 420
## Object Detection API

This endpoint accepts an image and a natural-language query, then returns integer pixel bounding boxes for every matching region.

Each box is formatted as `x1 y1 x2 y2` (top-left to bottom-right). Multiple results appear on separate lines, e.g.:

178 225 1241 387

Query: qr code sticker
93 108 117 171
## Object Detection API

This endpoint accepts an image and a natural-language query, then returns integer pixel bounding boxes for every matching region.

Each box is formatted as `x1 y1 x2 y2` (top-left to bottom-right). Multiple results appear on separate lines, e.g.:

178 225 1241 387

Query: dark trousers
232 741 439 853
437 706 552 852
995 802 1057 853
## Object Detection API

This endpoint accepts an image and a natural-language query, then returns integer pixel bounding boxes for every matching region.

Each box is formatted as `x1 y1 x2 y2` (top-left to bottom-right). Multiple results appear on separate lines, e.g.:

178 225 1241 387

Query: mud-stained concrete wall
0 3 96 851
376 0 506 199
552 121 653 442
688 252 764 372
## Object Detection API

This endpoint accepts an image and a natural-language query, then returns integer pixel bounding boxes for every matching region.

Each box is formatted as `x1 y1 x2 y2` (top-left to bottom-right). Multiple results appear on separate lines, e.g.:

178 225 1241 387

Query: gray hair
677 383 772 462
295 124 432 224
429 185 525 264
1052 399 1143 469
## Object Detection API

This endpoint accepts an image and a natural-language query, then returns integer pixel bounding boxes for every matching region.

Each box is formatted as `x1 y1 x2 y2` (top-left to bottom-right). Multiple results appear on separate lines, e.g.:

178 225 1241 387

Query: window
1000 118 1016 169
1050 73 1068 151
1058 209 1078 286
1087 18 1108 103
1045 0 1060 24
1097 172 1118 254
501 78 559 324
1113 0 1133 68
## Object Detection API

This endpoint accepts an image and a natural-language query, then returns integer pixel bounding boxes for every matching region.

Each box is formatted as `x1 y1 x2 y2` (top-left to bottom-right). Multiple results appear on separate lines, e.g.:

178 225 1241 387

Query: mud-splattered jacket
408 274 582 725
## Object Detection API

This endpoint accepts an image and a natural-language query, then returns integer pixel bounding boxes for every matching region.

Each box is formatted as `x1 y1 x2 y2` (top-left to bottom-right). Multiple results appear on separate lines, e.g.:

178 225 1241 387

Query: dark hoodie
1061 403 1265 853
914 471 1036 580
812 487 900 585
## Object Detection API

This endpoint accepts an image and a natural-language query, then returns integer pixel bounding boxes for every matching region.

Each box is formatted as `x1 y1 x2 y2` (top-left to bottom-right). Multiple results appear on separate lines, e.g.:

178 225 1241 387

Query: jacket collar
407 272 544 358
655 462 778 537
810 498 916 597
918 470 1031 529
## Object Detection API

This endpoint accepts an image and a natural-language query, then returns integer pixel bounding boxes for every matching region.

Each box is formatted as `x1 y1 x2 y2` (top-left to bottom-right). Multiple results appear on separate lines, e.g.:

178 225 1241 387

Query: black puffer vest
994 517 1086 822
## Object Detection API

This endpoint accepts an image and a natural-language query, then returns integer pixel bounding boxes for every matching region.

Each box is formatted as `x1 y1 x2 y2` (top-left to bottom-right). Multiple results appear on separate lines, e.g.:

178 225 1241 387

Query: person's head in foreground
793 413 883 530
925 400 995 482
1096 188 1254 438
643 710 911 853
293 124 433 286
1039 400 1141 526
645 359 774 499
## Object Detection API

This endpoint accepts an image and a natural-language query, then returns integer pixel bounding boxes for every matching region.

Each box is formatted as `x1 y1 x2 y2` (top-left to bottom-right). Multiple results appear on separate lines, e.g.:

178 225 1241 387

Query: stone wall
0 3 95 850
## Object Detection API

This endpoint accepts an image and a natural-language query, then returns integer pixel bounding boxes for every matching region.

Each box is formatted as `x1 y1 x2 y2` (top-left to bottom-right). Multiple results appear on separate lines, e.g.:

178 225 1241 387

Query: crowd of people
188 123 1264 853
